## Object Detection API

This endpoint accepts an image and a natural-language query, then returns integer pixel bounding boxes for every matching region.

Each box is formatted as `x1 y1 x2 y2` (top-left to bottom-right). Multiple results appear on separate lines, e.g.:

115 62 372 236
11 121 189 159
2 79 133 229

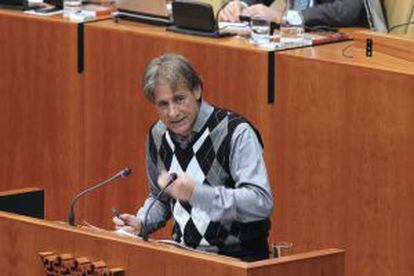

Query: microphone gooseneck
68 167 132 226
140 172 178 241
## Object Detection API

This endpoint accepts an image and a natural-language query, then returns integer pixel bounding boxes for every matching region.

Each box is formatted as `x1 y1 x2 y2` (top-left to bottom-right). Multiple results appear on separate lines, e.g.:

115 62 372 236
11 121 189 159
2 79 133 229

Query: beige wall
384 0 414 35
197 0 227 14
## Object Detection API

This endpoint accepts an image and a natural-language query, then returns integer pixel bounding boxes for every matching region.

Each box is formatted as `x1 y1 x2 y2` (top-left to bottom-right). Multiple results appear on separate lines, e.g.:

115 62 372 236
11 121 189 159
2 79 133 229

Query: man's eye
175 97 185 104
157 102 168 108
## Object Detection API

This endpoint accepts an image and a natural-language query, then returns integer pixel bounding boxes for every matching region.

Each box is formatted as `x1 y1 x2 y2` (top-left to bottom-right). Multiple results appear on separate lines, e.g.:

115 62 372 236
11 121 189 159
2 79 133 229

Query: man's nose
167 103 179 117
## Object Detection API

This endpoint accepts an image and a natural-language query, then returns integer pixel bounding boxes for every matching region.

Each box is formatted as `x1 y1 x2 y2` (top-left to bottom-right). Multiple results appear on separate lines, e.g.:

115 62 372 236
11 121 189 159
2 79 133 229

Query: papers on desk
25 9 63 17
114 228 137 238
219 21 250 36
25 6 100 22
304 32 351 45
219 21 249 30
154 239 192 250
113 229 196 251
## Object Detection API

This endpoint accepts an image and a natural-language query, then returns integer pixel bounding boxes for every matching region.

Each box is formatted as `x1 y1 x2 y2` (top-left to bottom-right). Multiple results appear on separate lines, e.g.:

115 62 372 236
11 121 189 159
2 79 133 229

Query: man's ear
193 86 202 100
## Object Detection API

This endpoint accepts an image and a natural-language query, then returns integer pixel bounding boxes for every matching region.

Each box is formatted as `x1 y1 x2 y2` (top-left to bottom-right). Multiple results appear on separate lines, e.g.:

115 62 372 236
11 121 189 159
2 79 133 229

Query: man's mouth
171 117 186 125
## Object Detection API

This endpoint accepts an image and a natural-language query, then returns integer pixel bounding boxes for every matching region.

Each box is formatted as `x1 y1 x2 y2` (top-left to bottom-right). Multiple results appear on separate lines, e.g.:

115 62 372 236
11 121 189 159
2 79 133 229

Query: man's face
153 81 201 138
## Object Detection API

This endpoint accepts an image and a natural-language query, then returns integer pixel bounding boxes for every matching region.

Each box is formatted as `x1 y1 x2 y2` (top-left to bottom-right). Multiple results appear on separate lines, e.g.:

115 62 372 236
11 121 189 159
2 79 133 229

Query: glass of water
250 16 271 45
271 241 294 258
63 0 82 19
279 2 305 46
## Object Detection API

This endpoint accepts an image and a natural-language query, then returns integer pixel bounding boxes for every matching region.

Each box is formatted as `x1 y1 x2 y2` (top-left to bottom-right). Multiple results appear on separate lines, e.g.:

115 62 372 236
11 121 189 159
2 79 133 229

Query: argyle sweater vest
148 107 270 250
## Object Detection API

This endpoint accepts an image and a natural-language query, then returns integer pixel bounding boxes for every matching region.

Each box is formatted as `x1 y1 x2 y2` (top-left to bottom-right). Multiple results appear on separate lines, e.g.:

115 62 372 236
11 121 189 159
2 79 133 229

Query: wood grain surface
0 10 82 221
274 43 414 276
0 211 345 276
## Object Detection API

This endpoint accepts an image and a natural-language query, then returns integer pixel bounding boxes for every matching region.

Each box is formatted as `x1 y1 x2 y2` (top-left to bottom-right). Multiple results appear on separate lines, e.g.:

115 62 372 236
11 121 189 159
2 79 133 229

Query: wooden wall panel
0 11 82 221
273 45 414 276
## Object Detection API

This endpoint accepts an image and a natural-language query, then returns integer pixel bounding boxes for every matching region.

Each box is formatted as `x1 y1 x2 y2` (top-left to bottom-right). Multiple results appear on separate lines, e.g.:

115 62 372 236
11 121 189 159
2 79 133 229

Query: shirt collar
192 99 214 133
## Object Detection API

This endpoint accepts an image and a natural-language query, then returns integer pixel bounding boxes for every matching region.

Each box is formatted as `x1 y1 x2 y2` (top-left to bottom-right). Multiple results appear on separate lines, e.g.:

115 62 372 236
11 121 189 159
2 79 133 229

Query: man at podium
113 53 274 262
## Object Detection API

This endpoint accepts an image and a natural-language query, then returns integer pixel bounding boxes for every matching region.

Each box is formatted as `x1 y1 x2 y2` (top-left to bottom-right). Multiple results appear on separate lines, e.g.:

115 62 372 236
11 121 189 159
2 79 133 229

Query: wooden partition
0 211 344 276
0 10 83 221
273 41 414 276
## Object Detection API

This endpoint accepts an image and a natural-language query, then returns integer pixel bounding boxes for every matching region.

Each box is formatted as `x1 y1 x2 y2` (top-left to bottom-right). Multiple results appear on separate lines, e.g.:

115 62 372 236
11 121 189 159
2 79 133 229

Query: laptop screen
0 0 27 8
44 0 63 9
117 0 169 18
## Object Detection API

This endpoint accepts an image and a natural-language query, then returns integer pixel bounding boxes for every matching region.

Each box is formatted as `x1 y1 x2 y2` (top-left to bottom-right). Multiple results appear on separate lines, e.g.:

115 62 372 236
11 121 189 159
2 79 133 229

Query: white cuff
287 10 304 25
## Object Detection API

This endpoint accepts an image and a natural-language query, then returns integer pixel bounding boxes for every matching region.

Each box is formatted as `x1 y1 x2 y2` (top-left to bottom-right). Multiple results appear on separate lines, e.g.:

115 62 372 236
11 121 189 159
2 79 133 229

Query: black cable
388 21 414 33
305 25 338 33
341 43 353 59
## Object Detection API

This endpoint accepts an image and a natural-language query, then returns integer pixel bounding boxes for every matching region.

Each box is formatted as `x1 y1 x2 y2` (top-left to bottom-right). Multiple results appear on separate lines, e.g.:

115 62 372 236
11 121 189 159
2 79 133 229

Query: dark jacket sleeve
242 0 273 6
302 0 367 27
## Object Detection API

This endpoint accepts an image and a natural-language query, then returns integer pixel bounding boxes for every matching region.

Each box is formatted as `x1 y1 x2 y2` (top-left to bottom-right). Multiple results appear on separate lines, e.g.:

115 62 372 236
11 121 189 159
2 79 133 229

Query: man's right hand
219 0 245 22
113 213 142 235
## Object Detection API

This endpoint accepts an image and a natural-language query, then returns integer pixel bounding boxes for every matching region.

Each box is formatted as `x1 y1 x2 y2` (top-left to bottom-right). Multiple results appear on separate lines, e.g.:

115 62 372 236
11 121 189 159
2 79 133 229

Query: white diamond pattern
169 155 182 174
191 207 211 237
173 202 190 236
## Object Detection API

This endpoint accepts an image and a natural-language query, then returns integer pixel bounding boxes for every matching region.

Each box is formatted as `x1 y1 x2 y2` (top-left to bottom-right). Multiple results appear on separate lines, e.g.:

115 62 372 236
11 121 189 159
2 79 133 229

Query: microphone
68 167 132 226
140 172 178 241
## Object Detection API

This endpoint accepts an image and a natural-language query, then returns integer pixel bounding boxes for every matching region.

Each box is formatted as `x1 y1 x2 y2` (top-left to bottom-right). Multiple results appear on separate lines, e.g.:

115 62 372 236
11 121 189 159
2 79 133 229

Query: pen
112 207 122 220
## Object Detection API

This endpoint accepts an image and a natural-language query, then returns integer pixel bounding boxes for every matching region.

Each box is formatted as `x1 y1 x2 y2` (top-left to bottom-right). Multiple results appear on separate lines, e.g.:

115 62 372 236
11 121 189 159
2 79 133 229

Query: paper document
114 228 138 238
24 10 63 17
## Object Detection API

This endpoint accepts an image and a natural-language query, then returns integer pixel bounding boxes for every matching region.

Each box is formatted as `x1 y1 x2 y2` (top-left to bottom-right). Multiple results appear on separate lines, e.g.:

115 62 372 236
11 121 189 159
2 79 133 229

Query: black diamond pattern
183 218 203 248
179 201 192 214
175 146 194 170
195 136 216 176
172 222 182 243
148 134 158 165
159 136 173 169
216 136 230 174
204 221 229 246
206 108 227 130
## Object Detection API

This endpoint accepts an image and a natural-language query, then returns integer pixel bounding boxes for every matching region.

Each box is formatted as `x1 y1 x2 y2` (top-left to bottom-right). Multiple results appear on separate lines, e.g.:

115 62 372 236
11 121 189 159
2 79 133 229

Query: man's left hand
244 4 282 23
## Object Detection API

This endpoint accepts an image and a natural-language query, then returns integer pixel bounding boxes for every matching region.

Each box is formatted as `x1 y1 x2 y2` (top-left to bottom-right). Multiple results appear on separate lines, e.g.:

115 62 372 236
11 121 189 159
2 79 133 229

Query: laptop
33 0 63 13
116 0 171 26
363 0 388 33
167 1 232 38
0 0 28 10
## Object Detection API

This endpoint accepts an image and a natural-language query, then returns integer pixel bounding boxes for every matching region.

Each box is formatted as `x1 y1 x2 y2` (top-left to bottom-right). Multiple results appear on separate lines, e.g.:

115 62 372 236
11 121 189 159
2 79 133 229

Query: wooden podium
0 211 344 276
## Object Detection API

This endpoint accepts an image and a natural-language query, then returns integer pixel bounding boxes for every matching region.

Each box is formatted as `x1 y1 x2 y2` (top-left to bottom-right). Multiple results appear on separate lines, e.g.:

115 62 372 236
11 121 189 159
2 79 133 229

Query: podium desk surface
0 211 344 276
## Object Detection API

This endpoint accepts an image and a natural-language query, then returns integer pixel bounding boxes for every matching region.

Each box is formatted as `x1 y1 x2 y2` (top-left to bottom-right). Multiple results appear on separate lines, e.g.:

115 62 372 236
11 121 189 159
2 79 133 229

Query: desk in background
1 10 414 276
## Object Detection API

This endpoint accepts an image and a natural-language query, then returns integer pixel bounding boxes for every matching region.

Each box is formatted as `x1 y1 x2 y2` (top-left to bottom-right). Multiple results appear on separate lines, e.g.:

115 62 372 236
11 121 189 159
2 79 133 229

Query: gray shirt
137 100 274 233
